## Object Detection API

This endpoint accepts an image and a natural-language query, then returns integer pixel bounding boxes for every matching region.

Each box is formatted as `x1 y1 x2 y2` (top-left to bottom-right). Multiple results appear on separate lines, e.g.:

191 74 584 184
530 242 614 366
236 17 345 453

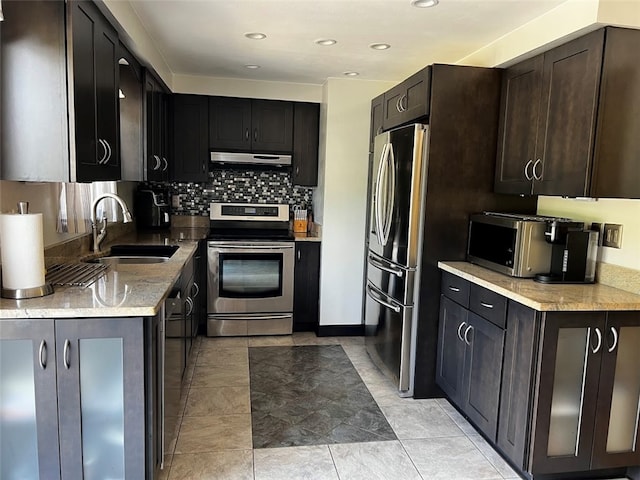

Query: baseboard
317 324 364 337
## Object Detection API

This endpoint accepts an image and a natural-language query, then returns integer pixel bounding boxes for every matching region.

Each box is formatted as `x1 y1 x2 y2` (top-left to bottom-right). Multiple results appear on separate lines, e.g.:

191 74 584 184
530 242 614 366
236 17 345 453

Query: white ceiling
129 0 569 85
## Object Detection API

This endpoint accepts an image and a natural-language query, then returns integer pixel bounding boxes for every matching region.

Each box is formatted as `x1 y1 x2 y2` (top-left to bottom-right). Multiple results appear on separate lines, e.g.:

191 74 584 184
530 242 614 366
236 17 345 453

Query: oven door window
219 253 283 298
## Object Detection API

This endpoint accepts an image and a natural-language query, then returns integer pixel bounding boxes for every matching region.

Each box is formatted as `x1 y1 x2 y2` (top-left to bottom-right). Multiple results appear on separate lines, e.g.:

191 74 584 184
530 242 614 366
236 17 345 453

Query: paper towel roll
0 213 46 290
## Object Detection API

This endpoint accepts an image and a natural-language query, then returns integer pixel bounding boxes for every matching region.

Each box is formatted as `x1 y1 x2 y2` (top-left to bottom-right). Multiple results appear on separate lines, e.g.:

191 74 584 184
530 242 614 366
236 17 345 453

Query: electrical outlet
172 195 181 208
603 223 623 249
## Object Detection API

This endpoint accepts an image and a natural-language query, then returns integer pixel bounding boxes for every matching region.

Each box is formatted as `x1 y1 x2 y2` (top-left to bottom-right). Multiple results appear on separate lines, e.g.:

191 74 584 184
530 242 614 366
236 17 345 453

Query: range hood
210 151 292 167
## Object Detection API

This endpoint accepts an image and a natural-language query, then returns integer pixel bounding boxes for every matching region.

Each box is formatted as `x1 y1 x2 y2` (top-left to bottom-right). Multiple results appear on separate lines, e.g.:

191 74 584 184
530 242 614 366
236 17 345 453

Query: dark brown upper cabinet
369 93 384 151
1 0 121 182
118 42 144 182
292 102 319 186
382 66 431 131
495 27 640 198
70 0 120 182
144 71 170 182
171 94 209 182
209 97 293 154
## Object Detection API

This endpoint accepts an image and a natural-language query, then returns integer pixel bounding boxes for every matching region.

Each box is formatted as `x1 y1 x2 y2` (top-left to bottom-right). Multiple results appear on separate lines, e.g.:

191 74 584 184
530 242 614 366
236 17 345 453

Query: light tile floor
163 333 523 480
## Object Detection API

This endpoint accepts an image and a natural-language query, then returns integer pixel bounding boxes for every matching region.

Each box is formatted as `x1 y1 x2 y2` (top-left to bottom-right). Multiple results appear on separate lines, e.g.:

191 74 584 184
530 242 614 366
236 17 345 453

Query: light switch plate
603 223 623 249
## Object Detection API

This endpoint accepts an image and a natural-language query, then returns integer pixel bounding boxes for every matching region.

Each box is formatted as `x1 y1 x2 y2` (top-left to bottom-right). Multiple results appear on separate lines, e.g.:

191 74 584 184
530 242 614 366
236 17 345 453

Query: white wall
317 78 395 327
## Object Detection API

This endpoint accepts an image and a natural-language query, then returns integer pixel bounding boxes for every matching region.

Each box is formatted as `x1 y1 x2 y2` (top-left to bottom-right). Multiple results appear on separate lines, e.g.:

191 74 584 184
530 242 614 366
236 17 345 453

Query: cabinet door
171 94 209 182
252 99 293 153
56 317 145 480
293 242 321 332
0 319 60 479
145 72 164 181
370 93 384 150
382 67 430 130
292 102 319 186
70 0 119 182
533 29 604 197
209 96 252 151
494 55 543 195
462 312 505 441
591 311 640 469
497 301 538 470
530 312 605 475
435 295 467 406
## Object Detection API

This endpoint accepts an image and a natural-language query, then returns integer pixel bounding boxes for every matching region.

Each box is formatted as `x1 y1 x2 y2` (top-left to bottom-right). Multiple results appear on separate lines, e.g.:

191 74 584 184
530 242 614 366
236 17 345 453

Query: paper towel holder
0 202 54 299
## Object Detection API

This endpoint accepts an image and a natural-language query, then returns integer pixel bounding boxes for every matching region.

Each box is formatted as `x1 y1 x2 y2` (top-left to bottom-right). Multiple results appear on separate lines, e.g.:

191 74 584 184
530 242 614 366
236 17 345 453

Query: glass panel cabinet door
55 318 145 480
531 312 605 475
0 319 60 480
592 312 640 469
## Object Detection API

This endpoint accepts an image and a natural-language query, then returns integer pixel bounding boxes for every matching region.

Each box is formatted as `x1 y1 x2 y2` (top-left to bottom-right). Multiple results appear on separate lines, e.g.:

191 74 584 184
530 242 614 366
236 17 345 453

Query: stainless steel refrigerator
365 123 428 397
363 65 538 399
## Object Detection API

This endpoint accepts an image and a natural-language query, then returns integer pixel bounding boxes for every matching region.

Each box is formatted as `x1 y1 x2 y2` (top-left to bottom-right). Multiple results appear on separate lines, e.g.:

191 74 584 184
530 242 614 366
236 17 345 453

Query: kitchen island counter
0 235 200 319
439 261 640 311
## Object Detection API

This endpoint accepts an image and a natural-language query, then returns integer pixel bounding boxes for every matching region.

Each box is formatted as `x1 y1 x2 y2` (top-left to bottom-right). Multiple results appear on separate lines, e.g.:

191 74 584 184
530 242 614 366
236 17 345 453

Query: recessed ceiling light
245 32 267 40
245 64 261 69
315 39 337 46
411 0 439 7
343 71 359 77
369 43 391 50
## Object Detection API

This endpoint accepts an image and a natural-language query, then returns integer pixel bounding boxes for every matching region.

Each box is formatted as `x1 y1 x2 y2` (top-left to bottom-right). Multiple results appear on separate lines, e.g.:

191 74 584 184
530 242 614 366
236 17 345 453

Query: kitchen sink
108 244 179 258
86 256 170 265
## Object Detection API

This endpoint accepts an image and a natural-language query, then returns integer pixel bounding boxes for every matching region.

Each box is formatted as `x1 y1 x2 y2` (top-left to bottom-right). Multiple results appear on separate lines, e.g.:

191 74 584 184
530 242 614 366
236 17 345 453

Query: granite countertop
293 232 322 242
439 261 640 312
0 233 201 319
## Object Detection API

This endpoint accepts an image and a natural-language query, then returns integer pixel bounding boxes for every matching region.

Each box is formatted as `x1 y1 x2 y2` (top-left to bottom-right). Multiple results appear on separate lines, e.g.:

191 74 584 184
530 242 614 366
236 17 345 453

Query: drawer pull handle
480 302 494 309
448 286 460 292
457 322 467 342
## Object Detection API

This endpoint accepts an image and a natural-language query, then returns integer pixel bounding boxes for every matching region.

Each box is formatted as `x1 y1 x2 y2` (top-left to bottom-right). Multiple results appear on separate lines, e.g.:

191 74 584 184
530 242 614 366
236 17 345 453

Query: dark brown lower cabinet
436 295 504 440
532 310 640 475
293 242 321 332
438 270 640 479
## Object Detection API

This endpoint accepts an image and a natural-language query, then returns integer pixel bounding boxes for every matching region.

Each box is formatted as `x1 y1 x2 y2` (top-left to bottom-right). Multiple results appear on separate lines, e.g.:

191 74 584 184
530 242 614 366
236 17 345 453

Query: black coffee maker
134 188 171 229
534 219 598 284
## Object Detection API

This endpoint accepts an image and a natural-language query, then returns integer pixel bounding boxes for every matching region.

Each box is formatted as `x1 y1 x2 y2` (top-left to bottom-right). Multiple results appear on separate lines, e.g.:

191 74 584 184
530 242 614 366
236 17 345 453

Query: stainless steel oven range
207 203 294 336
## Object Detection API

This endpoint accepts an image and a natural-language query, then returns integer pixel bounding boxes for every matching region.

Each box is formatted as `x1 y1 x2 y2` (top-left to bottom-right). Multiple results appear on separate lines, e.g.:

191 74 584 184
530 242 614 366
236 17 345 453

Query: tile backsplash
148 168 314 216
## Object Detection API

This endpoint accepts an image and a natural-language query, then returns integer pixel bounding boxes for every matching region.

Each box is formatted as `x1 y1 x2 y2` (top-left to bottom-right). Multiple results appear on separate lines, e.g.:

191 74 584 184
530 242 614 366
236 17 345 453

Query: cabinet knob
245 128 250 141
254 128 258 142
463 325 473 346
480 302 494 309
97 139 108 164
297 250 301 261
448 286 460 292
162 157 168 172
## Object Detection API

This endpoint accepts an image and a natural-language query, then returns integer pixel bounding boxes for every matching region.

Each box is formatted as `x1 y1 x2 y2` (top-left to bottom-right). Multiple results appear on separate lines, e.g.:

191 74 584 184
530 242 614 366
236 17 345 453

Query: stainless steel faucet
91 193 133 253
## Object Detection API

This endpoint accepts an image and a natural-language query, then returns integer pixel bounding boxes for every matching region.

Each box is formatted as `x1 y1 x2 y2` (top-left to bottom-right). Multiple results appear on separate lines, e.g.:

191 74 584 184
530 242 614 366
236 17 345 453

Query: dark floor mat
249 344 396 448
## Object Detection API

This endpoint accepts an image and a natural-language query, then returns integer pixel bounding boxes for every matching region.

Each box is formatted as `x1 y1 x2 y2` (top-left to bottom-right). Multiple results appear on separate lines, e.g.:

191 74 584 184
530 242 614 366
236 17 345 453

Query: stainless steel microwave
467 213 553 277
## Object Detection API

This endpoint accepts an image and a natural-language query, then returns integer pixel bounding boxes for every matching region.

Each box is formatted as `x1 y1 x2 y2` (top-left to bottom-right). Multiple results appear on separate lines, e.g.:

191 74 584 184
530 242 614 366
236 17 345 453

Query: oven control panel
209 202 289 222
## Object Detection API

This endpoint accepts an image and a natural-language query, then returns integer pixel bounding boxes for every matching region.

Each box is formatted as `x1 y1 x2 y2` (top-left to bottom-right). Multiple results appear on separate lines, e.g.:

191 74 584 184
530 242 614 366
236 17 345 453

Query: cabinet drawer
469 284 507 328
441 272 469 307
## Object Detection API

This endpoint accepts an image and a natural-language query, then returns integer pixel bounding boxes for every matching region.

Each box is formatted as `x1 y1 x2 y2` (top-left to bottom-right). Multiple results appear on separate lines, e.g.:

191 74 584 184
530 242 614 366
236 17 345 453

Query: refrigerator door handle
368 254 404 278
375 143 390 246
382 142 396 246
366 283 401 313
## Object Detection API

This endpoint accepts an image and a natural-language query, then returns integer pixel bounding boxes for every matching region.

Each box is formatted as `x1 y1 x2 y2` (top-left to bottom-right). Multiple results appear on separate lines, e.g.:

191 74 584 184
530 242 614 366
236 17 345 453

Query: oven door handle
209 244 294 250
208 314 293 321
